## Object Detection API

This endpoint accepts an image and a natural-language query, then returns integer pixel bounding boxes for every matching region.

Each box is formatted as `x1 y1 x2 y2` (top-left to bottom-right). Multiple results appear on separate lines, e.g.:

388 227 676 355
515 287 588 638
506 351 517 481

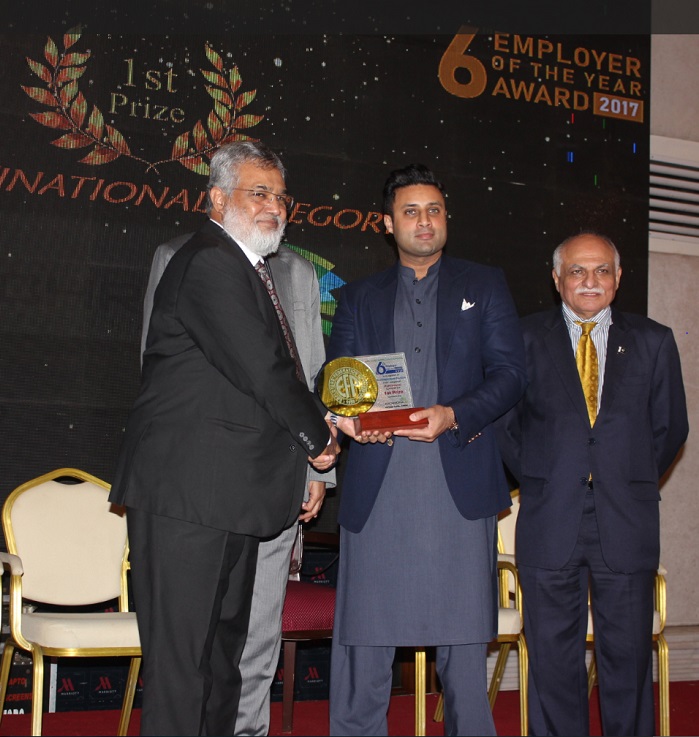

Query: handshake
308 417 341 471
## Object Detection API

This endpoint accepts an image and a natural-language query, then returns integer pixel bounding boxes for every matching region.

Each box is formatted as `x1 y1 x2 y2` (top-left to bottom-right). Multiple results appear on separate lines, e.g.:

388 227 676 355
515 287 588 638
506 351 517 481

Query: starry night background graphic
0 30 649 514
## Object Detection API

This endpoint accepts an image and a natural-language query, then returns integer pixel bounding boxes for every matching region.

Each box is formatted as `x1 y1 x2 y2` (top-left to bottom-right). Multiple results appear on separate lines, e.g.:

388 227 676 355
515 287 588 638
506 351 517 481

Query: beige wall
651 36 699 140
649 35 699 625
648 254 699 625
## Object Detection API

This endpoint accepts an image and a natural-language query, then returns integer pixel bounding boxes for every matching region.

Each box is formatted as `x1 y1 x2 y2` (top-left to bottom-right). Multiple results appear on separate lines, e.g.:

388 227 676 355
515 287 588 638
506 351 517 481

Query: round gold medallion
319 357 378 416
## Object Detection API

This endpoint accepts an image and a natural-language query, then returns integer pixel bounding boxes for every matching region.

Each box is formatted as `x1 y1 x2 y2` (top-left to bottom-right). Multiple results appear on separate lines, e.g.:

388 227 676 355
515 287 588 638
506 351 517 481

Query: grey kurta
337 263 497 646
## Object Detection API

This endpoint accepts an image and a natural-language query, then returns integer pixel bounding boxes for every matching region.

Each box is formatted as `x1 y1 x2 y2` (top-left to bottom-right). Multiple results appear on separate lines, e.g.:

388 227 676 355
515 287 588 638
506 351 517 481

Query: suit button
289 444 296 452
579 476 588 486
588 438 596 445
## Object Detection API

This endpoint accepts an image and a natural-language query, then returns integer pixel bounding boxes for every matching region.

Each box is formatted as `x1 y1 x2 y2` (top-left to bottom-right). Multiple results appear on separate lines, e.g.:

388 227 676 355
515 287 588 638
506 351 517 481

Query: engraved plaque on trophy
319 352 427 433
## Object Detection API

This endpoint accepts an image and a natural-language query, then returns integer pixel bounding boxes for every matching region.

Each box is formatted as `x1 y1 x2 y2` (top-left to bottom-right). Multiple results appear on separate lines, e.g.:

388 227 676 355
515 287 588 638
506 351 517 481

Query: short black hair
382 163 446 217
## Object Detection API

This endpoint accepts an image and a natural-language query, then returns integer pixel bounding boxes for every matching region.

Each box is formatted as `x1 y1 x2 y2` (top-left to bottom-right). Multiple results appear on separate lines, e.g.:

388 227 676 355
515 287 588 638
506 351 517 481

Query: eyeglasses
233 188 294 211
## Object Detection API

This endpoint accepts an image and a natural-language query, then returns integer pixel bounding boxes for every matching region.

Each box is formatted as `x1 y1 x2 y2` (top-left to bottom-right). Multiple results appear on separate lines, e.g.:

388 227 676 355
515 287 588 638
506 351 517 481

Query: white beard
222 206 285 257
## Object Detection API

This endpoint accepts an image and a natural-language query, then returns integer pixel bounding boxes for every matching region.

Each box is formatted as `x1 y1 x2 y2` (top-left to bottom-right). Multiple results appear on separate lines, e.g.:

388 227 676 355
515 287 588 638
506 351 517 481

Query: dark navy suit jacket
496 307 688 573
326 255 527 533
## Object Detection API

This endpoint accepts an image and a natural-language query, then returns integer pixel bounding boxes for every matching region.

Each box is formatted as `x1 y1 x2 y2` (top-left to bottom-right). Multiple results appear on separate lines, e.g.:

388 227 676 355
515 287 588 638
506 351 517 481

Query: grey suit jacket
141 232 335 492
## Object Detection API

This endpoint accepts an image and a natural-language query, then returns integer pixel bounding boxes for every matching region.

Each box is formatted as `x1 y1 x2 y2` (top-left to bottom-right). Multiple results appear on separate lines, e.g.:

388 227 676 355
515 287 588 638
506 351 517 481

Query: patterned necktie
255 260 304 381
575 321 598 426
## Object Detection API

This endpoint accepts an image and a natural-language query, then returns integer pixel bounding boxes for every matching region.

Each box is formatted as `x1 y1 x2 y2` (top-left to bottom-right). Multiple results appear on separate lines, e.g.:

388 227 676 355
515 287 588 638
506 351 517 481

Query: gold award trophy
319 353 428 433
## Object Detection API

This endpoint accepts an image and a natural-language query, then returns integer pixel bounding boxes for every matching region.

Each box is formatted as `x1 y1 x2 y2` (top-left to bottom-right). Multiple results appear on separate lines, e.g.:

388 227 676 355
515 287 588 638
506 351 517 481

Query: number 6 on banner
438 27 487 99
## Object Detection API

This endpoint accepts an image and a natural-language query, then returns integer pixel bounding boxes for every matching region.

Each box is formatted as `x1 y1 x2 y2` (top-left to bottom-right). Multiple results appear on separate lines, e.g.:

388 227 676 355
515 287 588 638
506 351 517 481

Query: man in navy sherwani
327 163 527 736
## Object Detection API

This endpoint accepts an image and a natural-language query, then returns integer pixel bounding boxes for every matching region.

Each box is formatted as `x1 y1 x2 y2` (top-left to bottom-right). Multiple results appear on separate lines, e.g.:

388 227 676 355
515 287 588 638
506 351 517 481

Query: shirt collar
562 302 613 329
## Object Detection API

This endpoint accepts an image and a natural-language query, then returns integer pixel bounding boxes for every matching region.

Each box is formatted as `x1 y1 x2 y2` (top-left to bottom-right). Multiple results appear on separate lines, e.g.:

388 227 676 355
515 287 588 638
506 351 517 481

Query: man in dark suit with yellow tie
496 232 688 736
110 142 337 736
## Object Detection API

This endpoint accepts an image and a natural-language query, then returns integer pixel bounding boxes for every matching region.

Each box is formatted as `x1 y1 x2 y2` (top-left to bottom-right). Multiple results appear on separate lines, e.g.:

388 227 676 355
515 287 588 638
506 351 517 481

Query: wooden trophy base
355 407 428 433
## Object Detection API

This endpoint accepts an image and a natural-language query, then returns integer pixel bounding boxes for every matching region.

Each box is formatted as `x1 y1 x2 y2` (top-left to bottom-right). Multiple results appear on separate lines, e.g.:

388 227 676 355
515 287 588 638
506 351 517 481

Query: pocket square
461 299 475 311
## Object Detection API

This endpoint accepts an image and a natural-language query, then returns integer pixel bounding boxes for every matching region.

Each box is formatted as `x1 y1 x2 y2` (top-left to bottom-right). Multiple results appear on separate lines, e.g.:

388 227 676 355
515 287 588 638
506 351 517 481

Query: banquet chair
0 468 141 736
279 530 337 733
586 566 670 736
431 490 528 736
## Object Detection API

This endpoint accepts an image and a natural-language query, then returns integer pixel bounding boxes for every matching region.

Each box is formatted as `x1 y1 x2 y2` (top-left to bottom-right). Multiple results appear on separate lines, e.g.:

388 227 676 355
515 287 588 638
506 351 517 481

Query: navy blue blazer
496 307 689 573
327 255 527 533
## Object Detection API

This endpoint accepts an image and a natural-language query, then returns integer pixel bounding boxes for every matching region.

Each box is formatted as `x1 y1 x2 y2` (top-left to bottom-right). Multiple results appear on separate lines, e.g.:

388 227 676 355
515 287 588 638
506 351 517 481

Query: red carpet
1 682 697 736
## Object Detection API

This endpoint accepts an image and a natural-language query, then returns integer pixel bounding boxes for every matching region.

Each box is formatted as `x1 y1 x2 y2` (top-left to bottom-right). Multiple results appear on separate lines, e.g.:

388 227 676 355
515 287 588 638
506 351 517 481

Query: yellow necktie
575 321 598 426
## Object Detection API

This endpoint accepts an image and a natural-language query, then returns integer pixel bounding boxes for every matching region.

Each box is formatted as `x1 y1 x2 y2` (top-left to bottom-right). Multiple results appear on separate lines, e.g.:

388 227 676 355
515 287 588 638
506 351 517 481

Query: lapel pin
617 346 626 354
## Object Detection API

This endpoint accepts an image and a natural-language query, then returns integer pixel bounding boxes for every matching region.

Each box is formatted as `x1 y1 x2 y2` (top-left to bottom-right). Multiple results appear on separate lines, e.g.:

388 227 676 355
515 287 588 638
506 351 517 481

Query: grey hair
205 141 286 211
552 231 621 275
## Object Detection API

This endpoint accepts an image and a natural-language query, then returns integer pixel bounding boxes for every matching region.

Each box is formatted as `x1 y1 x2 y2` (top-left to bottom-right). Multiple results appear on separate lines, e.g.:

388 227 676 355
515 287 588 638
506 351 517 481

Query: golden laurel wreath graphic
22 28 264 175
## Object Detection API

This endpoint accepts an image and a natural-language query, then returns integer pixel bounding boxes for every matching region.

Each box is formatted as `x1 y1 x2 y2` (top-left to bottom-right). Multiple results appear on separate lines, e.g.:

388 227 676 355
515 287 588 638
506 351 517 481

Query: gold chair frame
0 468 141 736
428 494 529 736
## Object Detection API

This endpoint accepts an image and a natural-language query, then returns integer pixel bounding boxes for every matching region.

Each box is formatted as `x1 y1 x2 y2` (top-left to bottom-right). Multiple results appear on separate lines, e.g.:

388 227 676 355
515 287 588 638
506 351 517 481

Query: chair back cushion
4 474 127 605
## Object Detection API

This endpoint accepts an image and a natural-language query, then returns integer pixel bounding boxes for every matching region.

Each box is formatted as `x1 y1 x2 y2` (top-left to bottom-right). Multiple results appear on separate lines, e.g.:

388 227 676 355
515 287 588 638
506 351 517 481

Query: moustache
256 216 283 228
575 286 604 295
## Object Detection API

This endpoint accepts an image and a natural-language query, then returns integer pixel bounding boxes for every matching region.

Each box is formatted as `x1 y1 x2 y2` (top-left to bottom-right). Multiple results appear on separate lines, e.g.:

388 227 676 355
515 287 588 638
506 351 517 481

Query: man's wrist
447 406 459 433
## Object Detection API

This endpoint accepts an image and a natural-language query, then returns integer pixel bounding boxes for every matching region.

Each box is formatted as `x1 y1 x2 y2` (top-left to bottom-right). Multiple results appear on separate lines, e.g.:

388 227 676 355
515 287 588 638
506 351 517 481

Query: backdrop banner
0 26 650 518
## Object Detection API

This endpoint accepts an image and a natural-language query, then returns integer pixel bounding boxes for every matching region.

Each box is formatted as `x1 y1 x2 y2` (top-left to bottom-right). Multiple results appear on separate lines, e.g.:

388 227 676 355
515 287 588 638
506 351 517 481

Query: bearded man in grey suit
140 232 335 736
